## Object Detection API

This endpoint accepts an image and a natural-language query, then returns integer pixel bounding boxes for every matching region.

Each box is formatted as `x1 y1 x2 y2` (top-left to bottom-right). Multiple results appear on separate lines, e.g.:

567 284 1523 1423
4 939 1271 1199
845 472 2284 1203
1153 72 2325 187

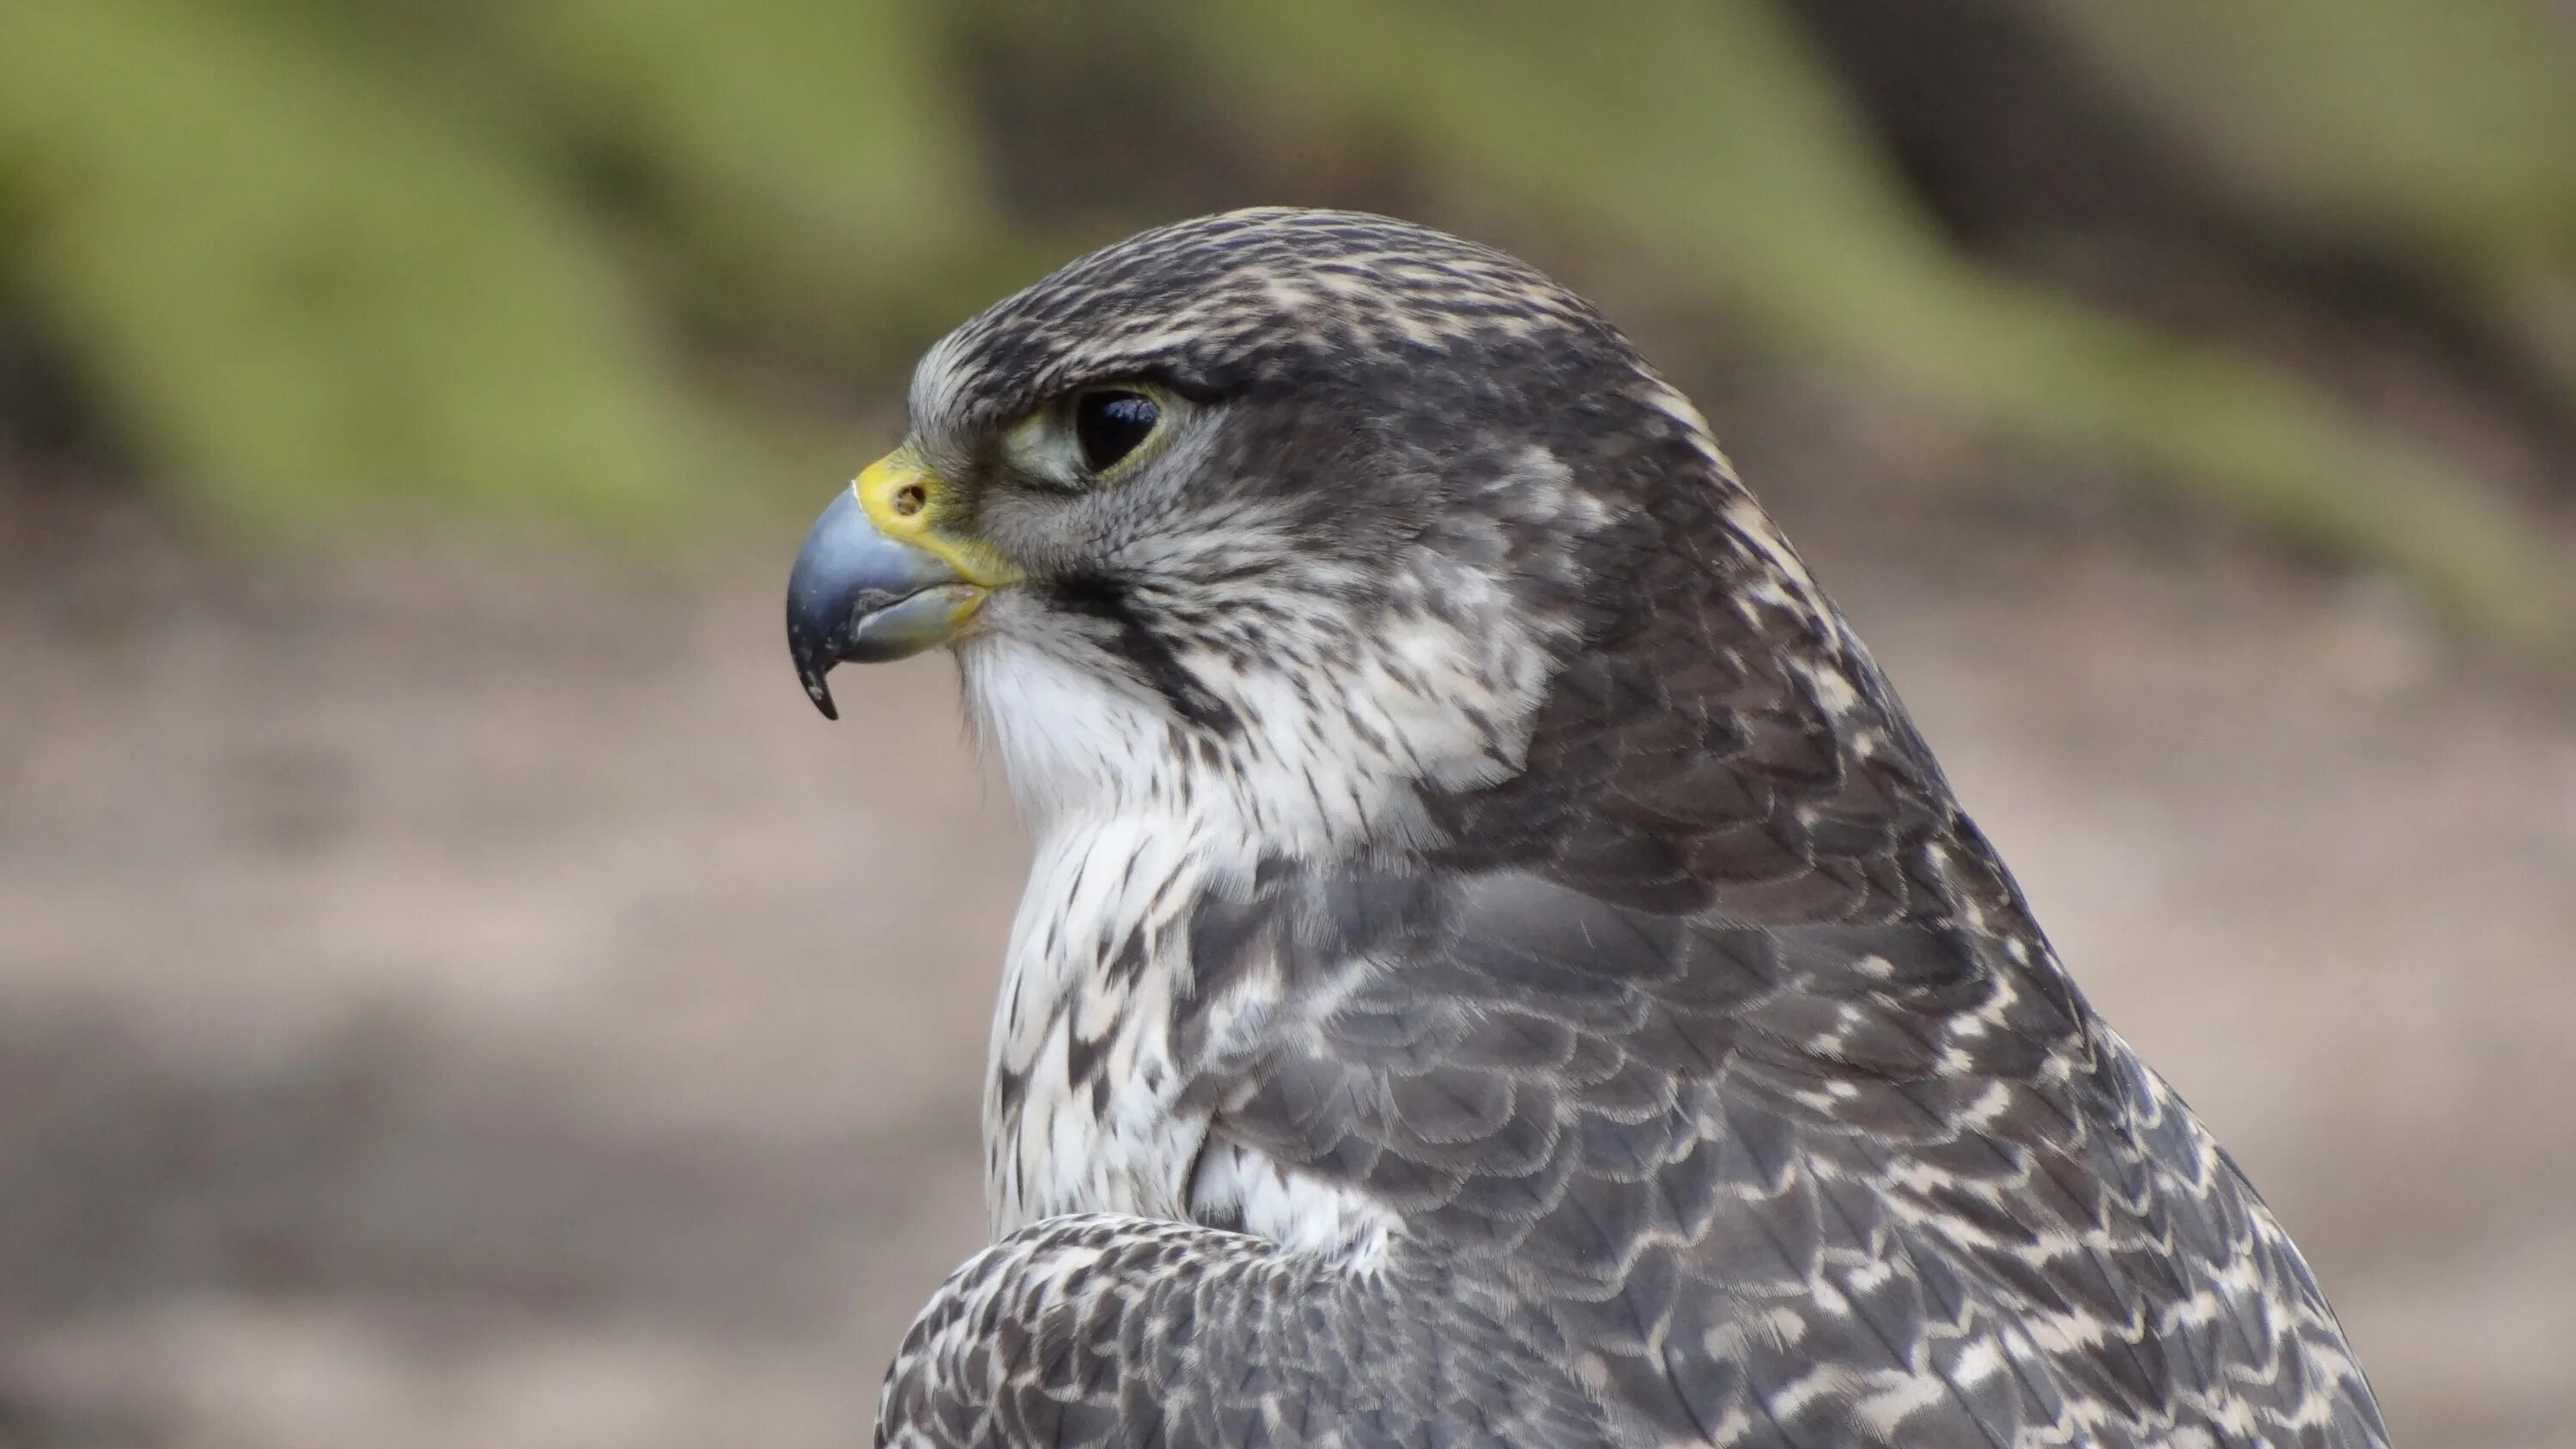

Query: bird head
789 209 1816 856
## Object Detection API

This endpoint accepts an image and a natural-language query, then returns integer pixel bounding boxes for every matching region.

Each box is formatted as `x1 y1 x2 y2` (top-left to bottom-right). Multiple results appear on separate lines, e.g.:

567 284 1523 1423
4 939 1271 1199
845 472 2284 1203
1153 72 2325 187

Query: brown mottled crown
910 208 1633 436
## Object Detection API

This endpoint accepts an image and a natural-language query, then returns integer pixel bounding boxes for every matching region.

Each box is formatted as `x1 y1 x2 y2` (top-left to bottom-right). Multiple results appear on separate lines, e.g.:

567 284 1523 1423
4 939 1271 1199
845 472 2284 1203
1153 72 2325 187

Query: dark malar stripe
1048 573 1242 733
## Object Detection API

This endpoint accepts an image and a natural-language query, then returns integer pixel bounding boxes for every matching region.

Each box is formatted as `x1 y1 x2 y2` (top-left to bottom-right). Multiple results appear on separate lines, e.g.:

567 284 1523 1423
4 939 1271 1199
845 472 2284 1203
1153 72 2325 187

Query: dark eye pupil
1073 391 1160 472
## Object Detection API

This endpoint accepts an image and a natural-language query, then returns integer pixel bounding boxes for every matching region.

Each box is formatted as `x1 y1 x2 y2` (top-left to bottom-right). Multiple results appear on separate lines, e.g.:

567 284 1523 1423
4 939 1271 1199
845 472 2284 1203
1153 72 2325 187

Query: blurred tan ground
3 474 2573 1448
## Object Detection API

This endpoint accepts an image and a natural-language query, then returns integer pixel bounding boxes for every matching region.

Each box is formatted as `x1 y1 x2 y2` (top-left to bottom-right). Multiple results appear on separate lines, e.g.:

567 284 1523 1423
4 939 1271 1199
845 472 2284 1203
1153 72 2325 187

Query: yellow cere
854 448 1024 589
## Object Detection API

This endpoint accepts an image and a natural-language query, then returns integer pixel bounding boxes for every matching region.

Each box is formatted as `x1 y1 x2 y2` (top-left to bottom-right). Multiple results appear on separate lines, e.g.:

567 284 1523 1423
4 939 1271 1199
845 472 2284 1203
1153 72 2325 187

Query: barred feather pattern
866 210 2387 1449
878 1216 1613 1449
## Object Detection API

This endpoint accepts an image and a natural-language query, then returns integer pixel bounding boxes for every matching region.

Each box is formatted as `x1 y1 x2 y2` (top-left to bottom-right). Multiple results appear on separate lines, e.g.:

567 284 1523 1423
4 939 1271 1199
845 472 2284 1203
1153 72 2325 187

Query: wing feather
1159 507 2386 1444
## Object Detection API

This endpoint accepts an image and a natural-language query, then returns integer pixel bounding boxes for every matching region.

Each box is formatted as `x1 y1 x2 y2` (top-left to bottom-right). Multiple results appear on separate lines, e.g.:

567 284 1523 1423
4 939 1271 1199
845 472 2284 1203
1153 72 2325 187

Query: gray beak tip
786 486 975 720
801 674 840 722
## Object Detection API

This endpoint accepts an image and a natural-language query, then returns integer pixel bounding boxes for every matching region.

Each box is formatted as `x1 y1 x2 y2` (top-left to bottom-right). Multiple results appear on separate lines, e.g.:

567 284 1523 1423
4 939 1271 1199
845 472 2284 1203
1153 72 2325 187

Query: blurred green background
3 3 2575 1447
4 0 2574 637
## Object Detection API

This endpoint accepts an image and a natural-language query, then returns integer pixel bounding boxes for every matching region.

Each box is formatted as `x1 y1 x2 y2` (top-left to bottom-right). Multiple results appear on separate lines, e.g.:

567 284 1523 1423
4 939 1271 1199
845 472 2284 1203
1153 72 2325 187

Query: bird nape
785 209 2385 1449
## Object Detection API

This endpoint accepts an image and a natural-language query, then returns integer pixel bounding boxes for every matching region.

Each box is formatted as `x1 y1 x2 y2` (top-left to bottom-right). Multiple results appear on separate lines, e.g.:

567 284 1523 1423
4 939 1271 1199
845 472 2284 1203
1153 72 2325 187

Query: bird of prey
786 209 2385 1449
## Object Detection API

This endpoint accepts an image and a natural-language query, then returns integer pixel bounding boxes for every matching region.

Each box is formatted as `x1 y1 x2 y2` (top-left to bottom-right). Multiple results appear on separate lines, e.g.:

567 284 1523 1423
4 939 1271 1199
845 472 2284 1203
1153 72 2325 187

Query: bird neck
958 600 1558 861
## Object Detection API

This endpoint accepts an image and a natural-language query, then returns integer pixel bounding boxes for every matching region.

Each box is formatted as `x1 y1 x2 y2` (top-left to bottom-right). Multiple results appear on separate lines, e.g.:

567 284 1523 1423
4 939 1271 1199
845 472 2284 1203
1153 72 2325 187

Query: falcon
785 209 2386 1449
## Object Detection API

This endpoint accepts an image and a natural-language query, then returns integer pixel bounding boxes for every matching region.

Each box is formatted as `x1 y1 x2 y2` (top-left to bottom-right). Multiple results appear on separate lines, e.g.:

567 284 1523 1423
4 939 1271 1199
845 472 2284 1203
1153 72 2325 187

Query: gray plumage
796 209 2385 1449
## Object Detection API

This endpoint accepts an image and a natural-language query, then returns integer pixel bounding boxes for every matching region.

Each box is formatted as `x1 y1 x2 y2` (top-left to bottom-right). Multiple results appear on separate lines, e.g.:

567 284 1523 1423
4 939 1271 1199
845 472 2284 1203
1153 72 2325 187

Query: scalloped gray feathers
872 210 2386 1449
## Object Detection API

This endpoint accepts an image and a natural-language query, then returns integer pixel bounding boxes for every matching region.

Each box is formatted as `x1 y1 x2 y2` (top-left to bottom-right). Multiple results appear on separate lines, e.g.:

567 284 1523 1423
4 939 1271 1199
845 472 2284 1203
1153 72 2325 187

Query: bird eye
1071 390 1161 474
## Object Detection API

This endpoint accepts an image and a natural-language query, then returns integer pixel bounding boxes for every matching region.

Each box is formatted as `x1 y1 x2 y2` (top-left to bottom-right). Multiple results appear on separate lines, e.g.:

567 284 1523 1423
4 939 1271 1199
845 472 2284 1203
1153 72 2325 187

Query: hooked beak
785 453 1010 720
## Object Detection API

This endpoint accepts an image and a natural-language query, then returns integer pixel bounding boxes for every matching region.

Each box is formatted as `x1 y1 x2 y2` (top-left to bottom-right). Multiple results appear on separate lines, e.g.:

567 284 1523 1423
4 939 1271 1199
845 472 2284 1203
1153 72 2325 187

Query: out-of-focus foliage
0 0 2570 638
2049 0 2576 404
0 1 704 536
470 0 1012 360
